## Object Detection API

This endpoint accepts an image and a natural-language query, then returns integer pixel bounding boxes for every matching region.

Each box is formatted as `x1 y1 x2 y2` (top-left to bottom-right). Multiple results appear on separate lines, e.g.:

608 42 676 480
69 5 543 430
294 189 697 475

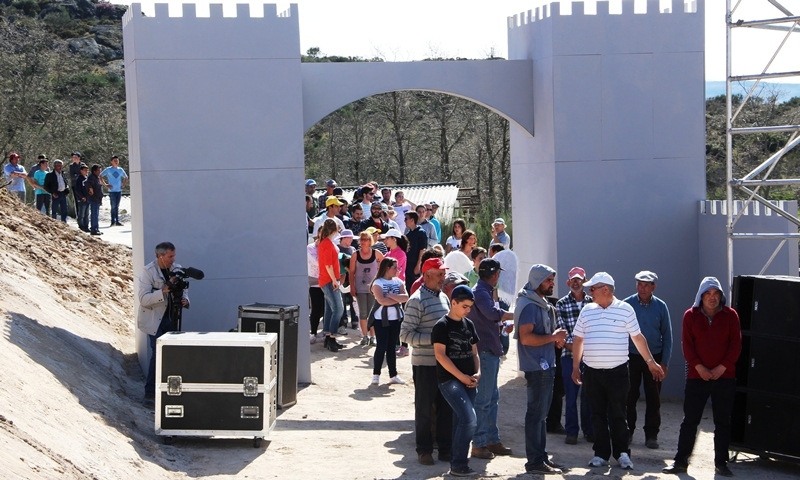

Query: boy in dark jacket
74 164 91 233
86 164 105 235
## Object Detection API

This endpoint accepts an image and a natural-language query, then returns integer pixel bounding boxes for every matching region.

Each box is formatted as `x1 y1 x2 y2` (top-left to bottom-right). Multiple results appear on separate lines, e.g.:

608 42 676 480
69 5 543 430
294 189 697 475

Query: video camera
166 267 204 331
166 267 205 292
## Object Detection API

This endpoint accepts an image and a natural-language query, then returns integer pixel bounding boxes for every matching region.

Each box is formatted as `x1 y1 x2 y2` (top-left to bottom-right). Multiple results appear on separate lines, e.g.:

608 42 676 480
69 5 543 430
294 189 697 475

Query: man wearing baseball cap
515 264 567 474
555 267 595 445
360 201 390 234
428 201 442 243
400 257 453 466
470 258 515 460
571 272 664 470
623 271 672 450
312 196 345 237
317 178 337 211
4 152 27 202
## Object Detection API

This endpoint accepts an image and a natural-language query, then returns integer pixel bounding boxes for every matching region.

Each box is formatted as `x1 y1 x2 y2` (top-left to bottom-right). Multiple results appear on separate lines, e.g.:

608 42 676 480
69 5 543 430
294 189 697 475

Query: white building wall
507 0 706 396
124 3 311 382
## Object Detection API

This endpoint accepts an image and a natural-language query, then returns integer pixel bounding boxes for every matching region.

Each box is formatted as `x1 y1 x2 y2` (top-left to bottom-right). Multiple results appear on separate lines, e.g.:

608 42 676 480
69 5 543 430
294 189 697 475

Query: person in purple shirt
470 258 515 460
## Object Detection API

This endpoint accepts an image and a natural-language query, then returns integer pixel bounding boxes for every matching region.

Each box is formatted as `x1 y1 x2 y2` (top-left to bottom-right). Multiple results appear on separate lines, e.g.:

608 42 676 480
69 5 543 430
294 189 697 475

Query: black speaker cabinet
238 303 299 408
731 275 800 462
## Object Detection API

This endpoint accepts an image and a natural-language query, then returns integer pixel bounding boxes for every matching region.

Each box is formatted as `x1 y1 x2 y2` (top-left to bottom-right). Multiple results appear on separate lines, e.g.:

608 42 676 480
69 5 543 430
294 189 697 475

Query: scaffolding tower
726 0 800 289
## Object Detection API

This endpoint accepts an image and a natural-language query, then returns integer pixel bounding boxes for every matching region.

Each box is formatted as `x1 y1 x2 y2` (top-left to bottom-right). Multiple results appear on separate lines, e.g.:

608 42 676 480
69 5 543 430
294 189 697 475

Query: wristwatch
646 357 655 364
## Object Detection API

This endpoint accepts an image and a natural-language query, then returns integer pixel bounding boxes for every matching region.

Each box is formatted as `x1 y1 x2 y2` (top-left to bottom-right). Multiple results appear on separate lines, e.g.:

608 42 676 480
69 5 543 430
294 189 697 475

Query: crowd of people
305 177 742 477
3 152 128 235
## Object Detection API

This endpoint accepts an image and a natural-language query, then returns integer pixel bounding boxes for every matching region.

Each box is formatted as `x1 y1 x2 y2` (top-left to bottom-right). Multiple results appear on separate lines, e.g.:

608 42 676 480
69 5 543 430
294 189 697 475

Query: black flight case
155 331 277 447
238 303 299 408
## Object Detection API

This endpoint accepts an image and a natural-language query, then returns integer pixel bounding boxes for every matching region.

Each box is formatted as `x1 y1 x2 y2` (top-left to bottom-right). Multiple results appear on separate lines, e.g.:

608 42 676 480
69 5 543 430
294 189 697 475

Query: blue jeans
473 351 501 447
562 359 594 437
144 314 172 397
51 193 68 222
439 379 477 470
524 369 555 468
76 200 90 230
321 282 343 335
90 202 100 232
108 191 121 223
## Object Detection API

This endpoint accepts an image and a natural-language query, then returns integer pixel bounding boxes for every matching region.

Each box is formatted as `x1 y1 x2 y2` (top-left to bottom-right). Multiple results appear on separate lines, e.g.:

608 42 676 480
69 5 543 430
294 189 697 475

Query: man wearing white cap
623 271 672 450
489 218 510 249
571 272 664 471
555 266 595 445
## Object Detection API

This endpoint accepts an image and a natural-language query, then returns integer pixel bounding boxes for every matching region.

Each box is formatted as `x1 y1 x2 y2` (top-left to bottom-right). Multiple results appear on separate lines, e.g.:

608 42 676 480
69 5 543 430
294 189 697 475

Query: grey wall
507 0 706 396
699 200 799 294
124 4 312 382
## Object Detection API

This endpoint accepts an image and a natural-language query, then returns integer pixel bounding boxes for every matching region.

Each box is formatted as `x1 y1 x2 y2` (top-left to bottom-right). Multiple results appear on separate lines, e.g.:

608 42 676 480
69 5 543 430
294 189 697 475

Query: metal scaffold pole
725 0 800 293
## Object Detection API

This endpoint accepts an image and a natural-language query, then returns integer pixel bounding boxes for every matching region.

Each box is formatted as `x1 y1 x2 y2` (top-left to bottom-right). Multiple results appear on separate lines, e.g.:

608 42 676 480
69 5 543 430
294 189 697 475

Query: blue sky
113 1 799 82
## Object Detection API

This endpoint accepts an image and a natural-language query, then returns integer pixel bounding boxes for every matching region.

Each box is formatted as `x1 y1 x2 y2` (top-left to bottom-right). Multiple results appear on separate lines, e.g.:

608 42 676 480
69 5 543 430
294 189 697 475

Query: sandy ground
1 192 799 479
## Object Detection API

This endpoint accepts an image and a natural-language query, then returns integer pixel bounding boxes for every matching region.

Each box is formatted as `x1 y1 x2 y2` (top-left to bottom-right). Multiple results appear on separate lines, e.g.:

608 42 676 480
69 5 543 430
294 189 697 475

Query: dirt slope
0 193 176 479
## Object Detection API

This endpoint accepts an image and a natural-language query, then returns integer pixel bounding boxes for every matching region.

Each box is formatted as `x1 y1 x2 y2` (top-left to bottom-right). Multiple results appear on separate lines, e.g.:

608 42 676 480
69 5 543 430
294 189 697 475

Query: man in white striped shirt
571 272 664 471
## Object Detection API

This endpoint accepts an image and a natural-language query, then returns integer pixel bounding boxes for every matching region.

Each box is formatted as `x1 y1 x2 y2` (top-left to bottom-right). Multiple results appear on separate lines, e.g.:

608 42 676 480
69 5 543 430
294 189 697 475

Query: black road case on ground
238 303 299 408
155 332 277 447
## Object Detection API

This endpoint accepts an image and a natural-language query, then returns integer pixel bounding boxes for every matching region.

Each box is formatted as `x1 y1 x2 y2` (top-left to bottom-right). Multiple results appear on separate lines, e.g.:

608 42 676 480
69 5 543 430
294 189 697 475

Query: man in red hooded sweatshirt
663 277 741 477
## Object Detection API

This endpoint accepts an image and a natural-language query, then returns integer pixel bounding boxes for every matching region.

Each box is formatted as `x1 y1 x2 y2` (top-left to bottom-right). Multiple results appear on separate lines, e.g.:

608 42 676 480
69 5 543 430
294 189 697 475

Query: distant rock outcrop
67 36 100 58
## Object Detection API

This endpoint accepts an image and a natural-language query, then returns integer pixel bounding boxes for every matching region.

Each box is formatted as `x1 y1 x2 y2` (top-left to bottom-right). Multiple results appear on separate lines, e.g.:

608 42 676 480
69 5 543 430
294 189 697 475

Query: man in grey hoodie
515 264 568 475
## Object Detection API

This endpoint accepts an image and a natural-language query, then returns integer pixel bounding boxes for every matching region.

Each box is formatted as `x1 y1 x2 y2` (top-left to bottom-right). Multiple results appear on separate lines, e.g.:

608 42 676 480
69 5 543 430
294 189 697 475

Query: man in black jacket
68 152 83 213
86 164 105 236
44 160 70 222
74 163 91 233
359 201 390 234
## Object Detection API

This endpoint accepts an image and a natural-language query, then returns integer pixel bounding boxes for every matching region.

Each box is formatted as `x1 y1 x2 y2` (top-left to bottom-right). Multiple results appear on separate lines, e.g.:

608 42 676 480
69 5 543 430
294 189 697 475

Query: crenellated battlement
507 0 704 60
123 3 296 25
508 0 698 29
123 3 300 62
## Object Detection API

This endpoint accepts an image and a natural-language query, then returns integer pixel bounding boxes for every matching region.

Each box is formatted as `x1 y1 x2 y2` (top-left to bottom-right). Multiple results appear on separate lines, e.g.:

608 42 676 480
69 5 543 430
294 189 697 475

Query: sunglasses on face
589 285 607 292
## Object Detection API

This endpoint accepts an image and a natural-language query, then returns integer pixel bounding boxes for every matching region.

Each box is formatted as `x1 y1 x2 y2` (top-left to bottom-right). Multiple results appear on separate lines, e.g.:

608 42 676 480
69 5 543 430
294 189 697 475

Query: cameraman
137 241 190 407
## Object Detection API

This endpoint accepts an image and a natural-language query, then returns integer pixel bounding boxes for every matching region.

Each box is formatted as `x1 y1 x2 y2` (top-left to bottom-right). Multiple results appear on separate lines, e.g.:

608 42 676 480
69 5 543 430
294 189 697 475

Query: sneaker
449 466 478 477
545 458 566 471
588 456 608 467
715 463 733 477
645 437 659 449
389 375 406 385
525 463 561 475
371 375 380 385
368 336 377 346
662 462 688 475
90 231 103 236
310 334 317 345
337 326 348 335
565 435 578 445
618 452 633 470
359 335 369 346
396 346 409 357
